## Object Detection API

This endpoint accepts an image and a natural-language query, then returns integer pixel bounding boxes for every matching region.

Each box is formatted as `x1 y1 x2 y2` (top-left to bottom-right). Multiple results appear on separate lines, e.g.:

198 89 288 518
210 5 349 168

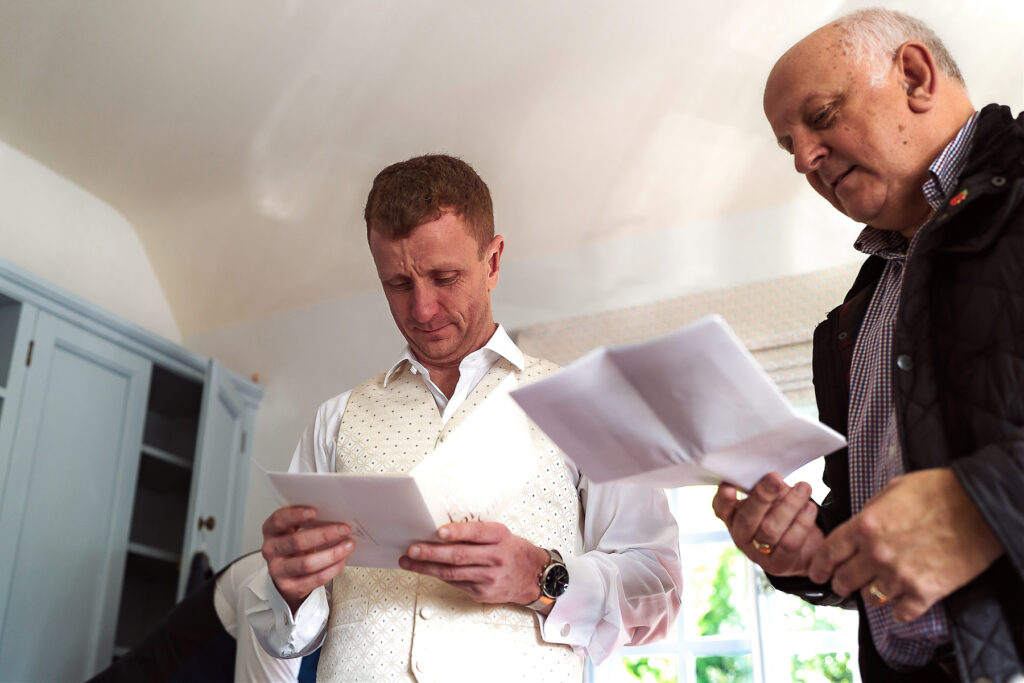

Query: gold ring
751 539 773 555
868 582 890 605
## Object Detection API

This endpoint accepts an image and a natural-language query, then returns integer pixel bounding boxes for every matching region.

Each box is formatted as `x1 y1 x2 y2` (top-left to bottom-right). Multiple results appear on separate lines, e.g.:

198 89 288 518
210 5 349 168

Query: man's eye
387 281 411 291
811 106 836 128
436 275 457 285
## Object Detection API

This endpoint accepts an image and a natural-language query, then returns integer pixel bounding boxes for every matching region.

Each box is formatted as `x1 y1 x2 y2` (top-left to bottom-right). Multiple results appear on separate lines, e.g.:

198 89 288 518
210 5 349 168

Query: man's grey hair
832 8 965 89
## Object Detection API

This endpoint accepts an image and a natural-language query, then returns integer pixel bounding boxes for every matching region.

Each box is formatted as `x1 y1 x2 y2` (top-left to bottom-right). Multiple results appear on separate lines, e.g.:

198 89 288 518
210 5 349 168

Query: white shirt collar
382 324 524 387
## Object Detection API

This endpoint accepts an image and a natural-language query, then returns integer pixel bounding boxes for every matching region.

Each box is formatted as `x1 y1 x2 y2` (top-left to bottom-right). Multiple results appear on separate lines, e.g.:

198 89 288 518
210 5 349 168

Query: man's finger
712 484 740 526
437 521 510 544
272 551 352 602
406 541 488 566
758 481 813 541
892 594 931 623
272 538 356 579
774 498 819 556
264 522 351 558
729 473 789 541
262 506 317 535
398 556 491 584
808 522 859 585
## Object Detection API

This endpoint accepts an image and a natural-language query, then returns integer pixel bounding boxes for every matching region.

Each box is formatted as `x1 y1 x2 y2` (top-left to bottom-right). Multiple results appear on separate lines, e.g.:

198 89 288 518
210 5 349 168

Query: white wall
0 140 180 341
185 195 864 552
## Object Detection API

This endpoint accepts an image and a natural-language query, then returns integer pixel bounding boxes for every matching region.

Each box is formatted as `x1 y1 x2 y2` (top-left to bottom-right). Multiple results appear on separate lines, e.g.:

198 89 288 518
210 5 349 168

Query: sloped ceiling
1 0 1022 335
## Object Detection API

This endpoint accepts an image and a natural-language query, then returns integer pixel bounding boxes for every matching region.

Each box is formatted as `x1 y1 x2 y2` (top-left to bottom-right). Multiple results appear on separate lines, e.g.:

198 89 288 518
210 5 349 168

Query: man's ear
485 235 504 290
897 41 938 113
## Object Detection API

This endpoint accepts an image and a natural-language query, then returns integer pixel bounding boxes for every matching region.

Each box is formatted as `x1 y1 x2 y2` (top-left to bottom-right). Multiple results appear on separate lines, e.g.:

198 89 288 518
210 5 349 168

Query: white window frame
588 465 862 683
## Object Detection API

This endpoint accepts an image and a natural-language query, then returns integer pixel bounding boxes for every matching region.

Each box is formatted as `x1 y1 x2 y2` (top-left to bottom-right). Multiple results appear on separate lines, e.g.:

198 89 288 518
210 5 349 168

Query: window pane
695 653 752 683
791 651 854 683
684 543 752 637
674 486 727 534
764 590 849 632
600 656 678 683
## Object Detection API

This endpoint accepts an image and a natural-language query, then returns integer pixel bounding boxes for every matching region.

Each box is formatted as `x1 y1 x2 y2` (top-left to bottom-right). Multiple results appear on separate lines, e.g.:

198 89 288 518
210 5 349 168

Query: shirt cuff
245 568 328 658
538 553 605 650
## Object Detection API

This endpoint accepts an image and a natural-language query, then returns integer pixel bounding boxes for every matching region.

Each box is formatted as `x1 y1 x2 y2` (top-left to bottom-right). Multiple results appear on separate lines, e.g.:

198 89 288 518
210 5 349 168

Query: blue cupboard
0 258 261 681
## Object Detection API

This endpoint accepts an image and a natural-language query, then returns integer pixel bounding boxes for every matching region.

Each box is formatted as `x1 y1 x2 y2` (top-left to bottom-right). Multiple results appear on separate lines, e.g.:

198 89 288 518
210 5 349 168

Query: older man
713 9 1024 683
249 154 682 682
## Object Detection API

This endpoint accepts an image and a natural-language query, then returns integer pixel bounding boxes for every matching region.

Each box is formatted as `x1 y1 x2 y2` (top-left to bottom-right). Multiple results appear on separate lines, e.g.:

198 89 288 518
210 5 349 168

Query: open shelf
128 451 193 555
140 444 192 470
127 541 180 564
142 365 202 460
114 551 180 652
0 295 21 391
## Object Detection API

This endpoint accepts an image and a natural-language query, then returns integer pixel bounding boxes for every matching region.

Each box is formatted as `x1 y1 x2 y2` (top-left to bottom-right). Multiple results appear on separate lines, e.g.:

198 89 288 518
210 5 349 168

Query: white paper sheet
509 315 846 490
263 374 539 568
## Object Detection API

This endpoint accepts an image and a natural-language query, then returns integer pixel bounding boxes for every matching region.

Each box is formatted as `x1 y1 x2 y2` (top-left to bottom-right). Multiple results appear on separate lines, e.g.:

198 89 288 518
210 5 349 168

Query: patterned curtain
513 263 862 408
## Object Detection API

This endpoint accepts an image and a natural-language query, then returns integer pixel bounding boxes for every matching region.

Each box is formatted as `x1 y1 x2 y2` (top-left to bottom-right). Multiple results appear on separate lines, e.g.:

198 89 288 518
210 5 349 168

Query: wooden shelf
127 542 179 565
140 444 192 470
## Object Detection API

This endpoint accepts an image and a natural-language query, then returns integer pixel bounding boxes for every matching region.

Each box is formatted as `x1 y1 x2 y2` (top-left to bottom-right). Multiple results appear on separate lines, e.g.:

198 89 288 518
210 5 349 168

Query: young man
251 154 682 682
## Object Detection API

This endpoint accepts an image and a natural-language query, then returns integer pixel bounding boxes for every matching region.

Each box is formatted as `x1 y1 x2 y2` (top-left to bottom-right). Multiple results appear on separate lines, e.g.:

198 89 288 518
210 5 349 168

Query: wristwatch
525 548 569 611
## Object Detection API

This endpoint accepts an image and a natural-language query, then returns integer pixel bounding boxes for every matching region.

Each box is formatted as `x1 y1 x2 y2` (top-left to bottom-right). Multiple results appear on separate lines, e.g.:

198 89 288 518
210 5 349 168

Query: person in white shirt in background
248 153 682 682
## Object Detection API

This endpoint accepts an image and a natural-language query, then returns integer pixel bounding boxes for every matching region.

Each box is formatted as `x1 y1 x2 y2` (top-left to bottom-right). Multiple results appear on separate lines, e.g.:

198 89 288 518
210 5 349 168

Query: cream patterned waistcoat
316 356 584 683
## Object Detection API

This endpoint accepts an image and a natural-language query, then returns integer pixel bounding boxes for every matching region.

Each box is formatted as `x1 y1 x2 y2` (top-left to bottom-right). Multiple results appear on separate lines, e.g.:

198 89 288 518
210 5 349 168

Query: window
512 265 866 683
588 458 861 683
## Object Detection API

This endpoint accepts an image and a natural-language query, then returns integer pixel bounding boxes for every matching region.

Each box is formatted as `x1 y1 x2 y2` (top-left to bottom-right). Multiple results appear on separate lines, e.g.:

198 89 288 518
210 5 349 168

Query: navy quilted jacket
772 104 1024 683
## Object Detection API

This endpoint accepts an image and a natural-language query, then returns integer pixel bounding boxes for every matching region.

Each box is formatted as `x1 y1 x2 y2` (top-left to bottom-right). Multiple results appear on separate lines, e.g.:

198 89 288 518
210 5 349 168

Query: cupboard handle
198 516 216 531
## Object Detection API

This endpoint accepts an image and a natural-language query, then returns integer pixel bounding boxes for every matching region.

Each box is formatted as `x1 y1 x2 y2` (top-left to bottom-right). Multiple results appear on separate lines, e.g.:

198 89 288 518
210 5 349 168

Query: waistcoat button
991 176 1007 187
896 354 914 371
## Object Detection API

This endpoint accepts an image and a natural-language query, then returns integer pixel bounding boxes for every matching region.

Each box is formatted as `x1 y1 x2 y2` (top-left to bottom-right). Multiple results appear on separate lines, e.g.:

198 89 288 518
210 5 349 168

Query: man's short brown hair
364 154 495 254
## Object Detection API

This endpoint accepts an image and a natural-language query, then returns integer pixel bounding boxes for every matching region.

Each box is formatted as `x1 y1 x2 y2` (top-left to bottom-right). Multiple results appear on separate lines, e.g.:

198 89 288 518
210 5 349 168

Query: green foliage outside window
791 652 853 683
696 547 752 683
623 656 678 683
620 546 852 683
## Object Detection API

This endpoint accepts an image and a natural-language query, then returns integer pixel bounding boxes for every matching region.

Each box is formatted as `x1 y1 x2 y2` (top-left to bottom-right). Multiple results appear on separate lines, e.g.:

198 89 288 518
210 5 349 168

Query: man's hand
398 522 548 606
807 468 1004 622
712 472 823 576
261 506 355 614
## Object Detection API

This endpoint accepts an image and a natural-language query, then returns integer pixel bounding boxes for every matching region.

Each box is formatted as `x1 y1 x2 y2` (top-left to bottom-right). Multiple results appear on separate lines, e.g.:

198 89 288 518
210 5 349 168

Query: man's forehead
765 31 854 111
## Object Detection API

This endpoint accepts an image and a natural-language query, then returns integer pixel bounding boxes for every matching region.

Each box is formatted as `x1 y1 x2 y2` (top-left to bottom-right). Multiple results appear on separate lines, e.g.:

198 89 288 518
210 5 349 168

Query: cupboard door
0 312 151 681
178 359 247 595
0 298 37 500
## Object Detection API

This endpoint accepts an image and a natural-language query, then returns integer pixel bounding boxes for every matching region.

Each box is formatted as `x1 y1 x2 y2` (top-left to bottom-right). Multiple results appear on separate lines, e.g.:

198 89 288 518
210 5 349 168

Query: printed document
509 315 845 490
264 374 538 568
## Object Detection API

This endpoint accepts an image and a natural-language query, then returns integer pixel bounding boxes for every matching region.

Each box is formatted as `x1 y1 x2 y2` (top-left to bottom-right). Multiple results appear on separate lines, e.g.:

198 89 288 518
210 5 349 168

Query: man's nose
793 133 827 175
411 286 439 322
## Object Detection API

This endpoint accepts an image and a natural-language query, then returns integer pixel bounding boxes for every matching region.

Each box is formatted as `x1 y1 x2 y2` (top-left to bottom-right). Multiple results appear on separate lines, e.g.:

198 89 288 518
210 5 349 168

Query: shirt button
896 354 914 371
560 623 571 637
415 660 427 674
419 606 432 620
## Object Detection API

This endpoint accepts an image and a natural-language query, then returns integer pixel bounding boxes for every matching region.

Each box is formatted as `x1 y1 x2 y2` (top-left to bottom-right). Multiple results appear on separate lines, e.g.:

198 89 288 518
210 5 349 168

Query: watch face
543 564 570 598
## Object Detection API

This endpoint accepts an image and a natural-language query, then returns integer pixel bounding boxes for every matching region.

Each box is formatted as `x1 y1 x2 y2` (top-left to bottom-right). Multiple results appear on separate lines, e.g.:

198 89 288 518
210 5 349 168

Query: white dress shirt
249 326 682 665
213 552 302 682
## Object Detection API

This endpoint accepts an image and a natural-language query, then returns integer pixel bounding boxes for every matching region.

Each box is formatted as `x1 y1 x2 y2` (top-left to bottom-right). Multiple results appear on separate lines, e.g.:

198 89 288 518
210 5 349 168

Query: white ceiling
2 0 1022 336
